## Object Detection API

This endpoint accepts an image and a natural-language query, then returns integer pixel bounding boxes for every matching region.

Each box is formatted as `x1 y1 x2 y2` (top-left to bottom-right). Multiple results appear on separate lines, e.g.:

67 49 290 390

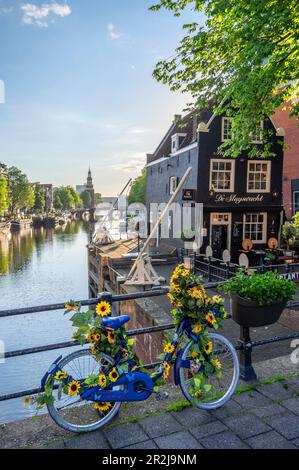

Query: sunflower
211 358 222 370
68 380 81 396
204 342 213 355
122 348 129 359
23 396 33 407
162 362 170 379
90 345 96 355
192 324 202 334
172 285 181 294
212 295 223 305
98 374 107 388
94 402 112 412
206 313 217 325
87 331 95 343
167 293 176 303
164 343 175 354
109 368 119 383
65 303 77 311
191 350 199 358
93 333 101 343
188 286 205 299
96 301 111 317
54 370 68 381
194 390 203 398
107 331 116 344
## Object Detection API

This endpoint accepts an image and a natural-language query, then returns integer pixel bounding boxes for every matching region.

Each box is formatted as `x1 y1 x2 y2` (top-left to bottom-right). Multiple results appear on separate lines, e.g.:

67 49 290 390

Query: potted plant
281 222 298 255
220 270 296 327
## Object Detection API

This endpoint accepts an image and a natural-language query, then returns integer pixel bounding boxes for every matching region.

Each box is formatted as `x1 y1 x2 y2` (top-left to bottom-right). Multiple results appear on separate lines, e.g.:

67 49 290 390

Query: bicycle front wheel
179 333 239 410
47 349 122 433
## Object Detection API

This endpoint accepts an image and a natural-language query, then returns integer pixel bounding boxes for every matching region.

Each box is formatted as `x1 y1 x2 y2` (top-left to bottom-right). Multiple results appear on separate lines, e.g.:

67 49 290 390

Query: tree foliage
151 0 299 157
34 184 45 213
0 176 9 217
54 186 82 210
81 190 92 208
128 169 146 205
8 167 34 214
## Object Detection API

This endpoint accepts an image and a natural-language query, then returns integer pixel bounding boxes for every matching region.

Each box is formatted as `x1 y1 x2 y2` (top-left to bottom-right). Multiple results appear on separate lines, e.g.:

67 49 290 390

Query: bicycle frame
41 316 201 404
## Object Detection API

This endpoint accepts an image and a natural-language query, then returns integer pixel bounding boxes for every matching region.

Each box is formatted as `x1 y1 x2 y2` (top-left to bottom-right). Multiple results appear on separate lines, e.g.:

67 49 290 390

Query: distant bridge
71 207 97 222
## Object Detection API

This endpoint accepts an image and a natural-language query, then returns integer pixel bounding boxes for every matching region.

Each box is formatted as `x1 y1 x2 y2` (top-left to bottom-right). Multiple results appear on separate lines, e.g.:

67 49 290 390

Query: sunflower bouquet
164 264 228 399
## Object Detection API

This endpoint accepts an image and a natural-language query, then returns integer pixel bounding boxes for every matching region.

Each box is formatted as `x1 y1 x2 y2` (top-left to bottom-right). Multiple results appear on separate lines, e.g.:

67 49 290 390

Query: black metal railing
1 283 299 404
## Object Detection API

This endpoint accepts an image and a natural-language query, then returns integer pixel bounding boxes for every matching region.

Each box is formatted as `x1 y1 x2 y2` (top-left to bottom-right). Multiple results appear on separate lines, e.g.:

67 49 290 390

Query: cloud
112 156 146 173
127 127 152 135
107 22 121 40
21 2 71 28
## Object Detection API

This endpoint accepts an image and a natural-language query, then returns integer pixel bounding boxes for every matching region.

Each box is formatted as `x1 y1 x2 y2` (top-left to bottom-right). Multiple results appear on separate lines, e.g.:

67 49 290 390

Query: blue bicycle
41 285 239 433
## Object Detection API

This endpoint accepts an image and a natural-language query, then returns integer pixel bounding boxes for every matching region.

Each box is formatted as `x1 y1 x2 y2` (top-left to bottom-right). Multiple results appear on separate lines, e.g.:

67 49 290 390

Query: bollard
238 326 257 381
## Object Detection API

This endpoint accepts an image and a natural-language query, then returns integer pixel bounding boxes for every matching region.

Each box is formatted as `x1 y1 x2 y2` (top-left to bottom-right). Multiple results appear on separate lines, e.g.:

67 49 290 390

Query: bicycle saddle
101 315 130 331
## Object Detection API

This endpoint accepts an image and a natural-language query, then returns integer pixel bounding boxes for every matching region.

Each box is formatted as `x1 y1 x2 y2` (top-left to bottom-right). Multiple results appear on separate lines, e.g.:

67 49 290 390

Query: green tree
34 184 45 213
151 0 299 157
282 222 298 251
81 190 91 209
293 212 299 228
0 176 9 217
95 193 102 206
67 186 82 208
128 169 146 205
8 167 35 214
54 187 75 210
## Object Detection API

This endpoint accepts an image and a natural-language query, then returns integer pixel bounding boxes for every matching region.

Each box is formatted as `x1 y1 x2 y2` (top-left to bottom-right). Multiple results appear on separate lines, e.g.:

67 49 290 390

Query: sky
0 0 202 195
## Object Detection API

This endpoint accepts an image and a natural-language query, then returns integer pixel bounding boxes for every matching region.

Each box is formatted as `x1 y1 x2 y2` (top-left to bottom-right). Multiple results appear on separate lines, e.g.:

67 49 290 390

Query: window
221 117 233 141
169 176 178 195
294 192 299 215
210 159 235 192
250 121 263 143
243 213 267 243
247 161 271 192
171 133 187 153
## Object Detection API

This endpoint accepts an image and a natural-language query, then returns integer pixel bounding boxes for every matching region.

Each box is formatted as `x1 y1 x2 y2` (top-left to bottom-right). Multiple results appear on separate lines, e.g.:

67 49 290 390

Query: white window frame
247 160 271 193
293 191 299 215
171 133 187 153
243 212 267 244
221 117 233 142
250 121 264 144
169 176 178 195
209 159 235 193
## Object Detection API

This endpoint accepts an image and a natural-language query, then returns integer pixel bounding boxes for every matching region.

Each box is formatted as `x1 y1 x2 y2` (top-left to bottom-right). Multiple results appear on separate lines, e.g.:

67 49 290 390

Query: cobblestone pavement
44 376 299 450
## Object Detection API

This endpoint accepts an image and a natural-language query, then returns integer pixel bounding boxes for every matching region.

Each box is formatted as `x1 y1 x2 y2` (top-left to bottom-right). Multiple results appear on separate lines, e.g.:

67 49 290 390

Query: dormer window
171 133 187 153
221 117 233 141
250 121 264 143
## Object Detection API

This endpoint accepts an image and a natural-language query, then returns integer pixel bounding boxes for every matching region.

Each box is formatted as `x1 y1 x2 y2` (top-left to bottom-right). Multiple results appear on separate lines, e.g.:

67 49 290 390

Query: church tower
86 168 95 208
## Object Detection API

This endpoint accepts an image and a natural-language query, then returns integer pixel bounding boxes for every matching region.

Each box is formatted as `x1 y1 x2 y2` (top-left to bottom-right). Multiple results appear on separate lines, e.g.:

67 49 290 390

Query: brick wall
272 103 299 219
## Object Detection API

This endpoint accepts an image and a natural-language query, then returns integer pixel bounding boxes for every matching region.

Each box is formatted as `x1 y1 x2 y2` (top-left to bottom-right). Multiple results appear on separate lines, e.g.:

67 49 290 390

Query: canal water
0 221 95 425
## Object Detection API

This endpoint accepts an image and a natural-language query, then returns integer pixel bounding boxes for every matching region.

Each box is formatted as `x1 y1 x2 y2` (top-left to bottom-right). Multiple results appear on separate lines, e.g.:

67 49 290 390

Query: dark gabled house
146 107 285 263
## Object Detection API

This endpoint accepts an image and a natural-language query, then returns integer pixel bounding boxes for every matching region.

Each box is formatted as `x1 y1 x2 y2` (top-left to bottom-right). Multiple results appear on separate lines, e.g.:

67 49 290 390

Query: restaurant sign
278 267 299 284
215 194 264 205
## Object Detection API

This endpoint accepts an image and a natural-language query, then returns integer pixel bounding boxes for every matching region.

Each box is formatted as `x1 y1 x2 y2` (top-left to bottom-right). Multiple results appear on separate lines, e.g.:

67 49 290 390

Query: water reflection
0 221 95 424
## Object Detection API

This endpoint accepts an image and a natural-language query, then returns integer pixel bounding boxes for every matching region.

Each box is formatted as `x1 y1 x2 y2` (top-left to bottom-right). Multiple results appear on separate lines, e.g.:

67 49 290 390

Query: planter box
231 294 286 327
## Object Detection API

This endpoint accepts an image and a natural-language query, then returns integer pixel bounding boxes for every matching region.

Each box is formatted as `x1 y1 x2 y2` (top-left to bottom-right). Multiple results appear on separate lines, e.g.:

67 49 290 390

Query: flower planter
231 294 286 327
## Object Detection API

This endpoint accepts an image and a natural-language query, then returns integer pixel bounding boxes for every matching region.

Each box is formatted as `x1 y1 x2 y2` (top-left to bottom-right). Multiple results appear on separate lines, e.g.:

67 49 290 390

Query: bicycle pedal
155 391 169 401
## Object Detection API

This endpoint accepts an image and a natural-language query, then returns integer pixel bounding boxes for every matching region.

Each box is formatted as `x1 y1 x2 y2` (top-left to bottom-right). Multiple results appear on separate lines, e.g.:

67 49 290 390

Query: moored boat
0 221 11 237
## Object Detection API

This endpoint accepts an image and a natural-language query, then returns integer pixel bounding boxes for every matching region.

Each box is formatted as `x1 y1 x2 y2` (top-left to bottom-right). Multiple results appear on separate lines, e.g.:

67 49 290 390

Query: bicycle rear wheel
179 333 239 410
47 349 122 433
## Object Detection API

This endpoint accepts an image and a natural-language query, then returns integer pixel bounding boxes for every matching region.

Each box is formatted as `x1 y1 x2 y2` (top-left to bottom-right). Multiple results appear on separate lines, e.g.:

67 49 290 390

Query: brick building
272 102 299 219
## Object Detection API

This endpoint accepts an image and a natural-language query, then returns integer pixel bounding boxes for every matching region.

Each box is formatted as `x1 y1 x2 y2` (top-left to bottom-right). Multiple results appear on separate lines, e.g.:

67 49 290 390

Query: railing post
238 326 257 381
207 256 212 282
